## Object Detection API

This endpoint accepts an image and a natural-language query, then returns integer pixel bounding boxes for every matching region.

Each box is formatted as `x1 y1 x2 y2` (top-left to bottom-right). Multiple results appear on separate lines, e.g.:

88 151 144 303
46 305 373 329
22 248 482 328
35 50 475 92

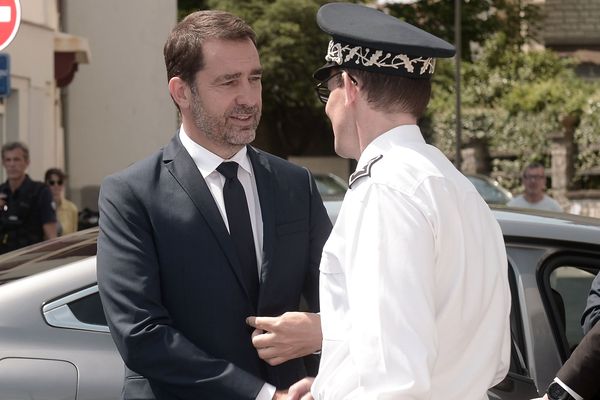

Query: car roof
0 228 99 285
1 208 599 283
493 206 600 247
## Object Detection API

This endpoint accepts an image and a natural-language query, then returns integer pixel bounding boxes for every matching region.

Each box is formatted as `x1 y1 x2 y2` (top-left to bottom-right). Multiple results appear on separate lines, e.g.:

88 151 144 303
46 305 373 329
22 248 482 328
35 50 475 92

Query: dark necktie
217 162 259 305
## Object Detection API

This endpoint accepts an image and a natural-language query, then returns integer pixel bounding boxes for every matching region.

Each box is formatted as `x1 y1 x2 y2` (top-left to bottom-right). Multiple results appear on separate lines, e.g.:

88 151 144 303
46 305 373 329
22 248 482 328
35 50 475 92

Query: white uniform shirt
508 194 562 212
312 125 511 400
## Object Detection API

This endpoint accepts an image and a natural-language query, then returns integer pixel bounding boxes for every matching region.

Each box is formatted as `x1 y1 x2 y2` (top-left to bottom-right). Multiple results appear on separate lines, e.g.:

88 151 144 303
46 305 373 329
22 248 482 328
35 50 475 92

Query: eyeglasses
314 71 358 104
47 180 63 186
523 175 545 181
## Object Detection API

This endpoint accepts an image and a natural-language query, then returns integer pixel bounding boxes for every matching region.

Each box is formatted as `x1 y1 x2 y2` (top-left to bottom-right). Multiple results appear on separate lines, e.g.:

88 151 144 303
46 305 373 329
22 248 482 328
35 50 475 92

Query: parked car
466 173 513 205
315 172 512 206
313 172 348 200
0 208 598 399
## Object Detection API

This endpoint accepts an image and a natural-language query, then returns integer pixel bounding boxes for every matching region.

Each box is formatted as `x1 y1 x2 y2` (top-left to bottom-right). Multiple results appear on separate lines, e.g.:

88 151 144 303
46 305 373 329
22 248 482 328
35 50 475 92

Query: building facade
0 0 177 210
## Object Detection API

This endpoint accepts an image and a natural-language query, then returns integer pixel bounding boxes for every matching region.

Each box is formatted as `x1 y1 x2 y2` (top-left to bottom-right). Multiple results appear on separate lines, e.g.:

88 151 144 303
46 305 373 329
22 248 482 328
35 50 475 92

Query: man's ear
168 77 191 110
343 72 358 106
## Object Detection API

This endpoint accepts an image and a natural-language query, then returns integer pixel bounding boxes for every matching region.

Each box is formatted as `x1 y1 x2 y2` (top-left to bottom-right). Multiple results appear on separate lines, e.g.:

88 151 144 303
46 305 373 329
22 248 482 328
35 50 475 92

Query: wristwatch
547 381 576 400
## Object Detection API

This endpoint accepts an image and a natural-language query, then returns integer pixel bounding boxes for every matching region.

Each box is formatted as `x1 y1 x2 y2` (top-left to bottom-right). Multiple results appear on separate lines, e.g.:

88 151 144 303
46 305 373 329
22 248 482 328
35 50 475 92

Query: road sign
0 53 9 97
0 0 20 52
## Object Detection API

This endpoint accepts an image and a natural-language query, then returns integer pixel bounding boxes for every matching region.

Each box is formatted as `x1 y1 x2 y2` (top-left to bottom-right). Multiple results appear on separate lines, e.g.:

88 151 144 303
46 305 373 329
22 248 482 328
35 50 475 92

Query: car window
466 175 511 205
314 174 348 200
542 256 599 358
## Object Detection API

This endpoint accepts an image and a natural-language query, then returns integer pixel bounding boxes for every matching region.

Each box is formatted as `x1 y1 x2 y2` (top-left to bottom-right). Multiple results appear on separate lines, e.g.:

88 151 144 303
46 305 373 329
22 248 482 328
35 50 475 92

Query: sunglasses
47 180 63 186
314 71 358 104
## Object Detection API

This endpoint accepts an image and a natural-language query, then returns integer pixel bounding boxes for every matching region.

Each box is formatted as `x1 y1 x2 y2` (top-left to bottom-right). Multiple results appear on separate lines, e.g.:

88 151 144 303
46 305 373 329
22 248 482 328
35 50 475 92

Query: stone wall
567 190 600 218
543 0 600 47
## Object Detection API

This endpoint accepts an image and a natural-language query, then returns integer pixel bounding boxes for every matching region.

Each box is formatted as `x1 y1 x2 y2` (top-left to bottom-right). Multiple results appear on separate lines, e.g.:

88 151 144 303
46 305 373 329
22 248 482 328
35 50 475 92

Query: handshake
246 312 322 400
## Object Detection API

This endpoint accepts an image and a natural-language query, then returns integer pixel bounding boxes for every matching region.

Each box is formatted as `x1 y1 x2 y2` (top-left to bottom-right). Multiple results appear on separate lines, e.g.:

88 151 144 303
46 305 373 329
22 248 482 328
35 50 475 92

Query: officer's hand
272 389 287 400
246 312 322 366
287 377 315 400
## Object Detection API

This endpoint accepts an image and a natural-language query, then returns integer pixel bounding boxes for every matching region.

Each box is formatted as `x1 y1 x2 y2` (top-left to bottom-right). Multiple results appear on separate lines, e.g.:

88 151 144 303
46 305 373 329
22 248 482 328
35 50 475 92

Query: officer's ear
343 72 358 106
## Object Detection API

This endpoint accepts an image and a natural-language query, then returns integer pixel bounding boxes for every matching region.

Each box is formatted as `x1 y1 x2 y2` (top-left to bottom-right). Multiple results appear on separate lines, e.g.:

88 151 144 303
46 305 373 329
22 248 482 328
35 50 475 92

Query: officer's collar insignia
349 154 383 189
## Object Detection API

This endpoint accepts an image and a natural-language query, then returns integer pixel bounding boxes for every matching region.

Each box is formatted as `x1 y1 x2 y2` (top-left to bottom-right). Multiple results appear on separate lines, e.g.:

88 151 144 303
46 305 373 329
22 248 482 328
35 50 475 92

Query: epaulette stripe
348 154 383 188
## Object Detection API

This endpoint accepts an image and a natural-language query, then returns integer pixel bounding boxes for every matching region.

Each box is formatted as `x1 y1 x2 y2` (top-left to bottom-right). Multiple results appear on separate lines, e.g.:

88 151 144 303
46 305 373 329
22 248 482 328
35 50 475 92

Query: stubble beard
190 87 261 148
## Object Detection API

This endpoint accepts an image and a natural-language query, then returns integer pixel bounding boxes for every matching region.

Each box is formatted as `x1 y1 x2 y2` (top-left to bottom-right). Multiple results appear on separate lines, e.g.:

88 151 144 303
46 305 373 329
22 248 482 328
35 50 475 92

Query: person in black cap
287 3 511 400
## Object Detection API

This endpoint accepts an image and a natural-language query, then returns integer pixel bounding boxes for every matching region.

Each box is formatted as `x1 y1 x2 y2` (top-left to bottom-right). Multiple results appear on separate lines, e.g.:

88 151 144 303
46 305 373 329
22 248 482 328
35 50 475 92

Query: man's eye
250 76 262 82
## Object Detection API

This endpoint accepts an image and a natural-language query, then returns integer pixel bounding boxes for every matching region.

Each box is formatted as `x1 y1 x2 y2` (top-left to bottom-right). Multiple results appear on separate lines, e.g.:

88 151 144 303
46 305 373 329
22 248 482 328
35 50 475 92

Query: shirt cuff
256 383 276 400
555 377 583 400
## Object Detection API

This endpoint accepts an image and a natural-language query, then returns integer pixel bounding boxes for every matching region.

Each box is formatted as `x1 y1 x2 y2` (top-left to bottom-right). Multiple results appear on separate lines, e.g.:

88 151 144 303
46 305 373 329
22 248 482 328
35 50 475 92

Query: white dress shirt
312 125 511 400
179 128 275 400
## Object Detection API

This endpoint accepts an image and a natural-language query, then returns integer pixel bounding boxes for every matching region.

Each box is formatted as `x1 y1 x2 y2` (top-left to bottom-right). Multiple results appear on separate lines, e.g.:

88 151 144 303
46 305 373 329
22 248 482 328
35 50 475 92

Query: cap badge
326 40 436 76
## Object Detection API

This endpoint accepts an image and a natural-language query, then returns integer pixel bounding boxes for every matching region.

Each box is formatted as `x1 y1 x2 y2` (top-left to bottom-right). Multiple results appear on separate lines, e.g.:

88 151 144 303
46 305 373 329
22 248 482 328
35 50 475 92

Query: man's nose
236 81 260 105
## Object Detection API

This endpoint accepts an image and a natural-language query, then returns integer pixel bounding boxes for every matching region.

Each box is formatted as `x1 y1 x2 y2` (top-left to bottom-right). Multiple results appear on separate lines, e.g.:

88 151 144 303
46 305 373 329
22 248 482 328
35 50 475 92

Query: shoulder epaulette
348 154 383 189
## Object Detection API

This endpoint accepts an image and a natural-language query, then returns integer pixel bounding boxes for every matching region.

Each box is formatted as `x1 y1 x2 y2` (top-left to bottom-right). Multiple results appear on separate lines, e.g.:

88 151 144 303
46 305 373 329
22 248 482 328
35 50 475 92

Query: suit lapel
162 134 255 306
247 147 276 303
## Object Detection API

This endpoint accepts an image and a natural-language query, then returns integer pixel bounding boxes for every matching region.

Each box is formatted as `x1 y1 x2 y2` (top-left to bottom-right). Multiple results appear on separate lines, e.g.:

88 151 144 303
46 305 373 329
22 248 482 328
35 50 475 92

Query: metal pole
454 0 462 171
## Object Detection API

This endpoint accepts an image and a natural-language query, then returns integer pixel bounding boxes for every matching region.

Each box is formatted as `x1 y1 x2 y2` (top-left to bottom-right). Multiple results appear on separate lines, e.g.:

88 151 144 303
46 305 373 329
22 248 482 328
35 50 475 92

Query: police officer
0 142 57 254
288 3 511 400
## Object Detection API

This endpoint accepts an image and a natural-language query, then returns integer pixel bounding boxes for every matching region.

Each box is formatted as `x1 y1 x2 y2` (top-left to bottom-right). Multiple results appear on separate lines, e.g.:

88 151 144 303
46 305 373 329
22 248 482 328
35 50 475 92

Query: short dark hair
163 10 257 85
45 167 67 183
333 68 431 117
523 162 545 176
2 142 30 162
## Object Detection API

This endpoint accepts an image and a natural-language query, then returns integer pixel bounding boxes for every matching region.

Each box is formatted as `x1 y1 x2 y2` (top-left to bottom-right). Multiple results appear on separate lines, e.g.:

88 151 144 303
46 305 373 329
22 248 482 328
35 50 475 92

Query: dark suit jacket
582 272 600 335
557 320 600 400
97 134 332 400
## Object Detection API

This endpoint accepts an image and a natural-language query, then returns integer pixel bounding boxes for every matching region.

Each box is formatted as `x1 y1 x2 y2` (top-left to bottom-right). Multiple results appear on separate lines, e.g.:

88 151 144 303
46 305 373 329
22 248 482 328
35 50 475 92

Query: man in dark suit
541 321 600 400
97 10 331 400
582 273 600 335
539 273 600 400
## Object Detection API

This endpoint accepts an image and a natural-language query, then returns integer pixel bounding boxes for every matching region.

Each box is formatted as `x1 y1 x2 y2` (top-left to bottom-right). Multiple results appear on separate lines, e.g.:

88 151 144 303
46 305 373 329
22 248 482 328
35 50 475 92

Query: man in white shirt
508 162 562 212
288 3 512 399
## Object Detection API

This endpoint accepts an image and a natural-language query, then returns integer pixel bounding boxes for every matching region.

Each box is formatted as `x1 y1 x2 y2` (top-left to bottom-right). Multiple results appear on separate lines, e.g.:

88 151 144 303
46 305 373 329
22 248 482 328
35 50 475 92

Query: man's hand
287 377 315 400
273 389 288 399
246 312 322 366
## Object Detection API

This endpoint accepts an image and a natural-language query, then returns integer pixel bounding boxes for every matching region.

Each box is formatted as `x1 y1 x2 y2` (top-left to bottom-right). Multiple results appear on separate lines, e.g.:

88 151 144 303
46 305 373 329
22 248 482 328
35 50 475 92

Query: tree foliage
428 33 600 190
386 0 540 62
177 0 600 183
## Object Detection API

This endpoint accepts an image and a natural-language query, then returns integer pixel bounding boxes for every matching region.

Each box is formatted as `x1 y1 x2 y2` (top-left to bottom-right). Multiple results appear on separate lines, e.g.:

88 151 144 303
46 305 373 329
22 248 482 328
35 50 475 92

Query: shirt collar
178 126 252 178
356 124 425 170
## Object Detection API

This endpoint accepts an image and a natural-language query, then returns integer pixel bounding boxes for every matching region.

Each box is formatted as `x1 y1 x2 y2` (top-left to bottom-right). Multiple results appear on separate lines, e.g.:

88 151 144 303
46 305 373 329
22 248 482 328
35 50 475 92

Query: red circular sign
0 0 20 51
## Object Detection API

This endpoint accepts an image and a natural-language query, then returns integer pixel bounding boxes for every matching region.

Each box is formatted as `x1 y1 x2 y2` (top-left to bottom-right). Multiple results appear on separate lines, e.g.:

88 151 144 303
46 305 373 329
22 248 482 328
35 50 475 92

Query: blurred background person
45 168 78 236
508 162 562 212
0 142 57 254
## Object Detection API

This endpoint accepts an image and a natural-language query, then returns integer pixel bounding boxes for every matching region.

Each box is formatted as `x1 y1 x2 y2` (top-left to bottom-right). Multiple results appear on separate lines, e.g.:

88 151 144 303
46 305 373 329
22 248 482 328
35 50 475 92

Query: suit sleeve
96 174 264 399
582 272 600 335
301 170 332 376
557 322 600 400
304 168 333 312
